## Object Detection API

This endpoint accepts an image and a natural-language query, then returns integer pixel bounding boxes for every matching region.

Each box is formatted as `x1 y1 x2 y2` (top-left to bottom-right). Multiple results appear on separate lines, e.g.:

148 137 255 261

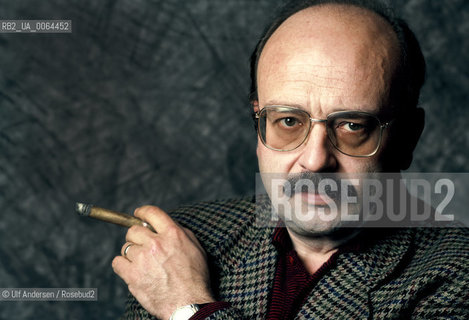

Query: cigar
75 202 156 233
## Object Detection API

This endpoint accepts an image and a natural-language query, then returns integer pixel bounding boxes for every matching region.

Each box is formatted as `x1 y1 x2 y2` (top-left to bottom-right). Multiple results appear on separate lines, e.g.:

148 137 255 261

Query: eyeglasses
254 106 391 157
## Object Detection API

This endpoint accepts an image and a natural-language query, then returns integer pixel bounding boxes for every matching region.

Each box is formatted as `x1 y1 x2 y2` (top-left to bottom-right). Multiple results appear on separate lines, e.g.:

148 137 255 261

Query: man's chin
283 219 340 237
279 194 362 237
280 207 343 237
282 217 363 241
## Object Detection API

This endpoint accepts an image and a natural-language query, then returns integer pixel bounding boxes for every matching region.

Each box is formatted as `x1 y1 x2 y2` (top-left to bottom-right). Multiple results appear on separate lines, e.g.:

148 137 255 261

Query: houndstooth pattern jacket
122 196 469 319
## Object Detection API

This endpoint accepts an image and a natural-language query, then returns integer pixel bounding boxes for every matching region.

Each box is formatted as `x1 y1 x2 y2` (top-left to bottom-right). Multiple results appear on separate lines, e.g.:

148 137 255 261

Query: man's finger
182 227 199 243
112 256 132 284
120 241 142 261
125 225 155 245
134 205 176 233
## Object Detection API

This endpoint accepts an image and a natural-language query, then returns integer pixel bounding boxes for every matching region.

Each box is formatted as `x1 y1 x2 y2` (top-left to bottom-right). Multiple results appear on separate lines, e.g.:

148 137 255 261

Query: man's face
256 5 401 234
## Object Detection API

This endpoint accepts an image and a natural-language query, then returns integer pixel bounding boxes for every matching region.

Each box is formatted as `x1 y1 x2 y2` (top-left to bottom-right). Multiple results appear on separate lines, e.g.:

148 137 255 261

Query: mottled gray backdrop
0 0 467 319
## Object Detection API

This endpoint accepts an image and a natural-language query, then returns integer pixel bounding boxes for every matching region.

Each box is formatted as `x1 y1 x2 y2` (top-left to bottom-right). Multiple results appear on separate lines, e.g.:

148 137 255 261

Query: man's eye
279 117 301 127
342 122 365 132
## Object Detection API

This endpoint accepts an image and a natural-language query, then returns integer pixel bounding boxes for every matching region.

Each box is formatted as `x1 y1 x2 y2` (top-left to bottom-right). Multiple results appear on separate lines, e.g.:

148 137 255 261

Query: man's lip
299 192 334 205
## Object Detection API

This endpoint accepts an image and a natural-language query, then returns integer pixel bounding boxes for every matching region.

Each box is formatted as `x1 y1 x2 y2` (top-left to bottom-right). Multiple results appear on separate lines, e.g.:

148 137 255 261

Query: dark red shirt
266 227 341 319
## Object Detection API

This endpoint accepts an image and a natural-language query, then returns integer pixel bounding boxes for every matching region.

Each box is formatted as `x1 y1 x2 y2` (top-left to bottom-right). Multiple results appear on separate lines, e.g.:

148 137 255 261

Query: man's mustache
283 172 358 200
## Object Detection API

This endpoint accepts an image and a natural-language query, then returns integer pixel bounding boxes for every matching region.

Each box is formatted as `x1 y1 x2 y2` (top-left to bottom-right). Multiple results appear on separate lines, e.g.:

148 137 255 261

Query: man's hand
112 206 215 319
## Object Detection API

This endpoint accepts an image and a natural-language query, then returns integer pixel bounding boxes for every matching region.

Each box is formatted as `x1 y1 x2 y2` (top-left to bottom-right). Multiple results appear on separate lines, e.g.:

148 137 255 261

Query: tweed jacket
122 196 469 319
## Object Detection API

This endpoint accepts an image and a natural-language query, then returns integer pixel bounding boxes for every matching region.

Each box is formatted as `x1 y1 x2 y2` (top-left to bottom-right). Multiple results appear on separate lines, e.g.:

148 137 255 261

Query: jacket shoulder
369 228 468 318
411 227 469 273
169 196 258 255
408 228 469 317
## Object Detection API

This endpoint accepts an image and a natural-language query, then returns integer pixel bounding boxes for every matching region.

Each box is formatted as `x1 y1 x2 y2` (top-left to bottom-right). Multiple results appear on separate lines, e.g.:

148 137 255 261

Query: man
112 0 468 319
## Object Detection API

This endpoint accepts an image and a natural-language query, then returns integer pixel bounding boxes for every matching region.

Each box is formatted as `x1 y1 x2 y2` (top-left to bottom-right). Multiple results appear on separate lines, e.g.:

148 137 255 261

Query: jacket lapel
296 228 414 319
217 223 278 319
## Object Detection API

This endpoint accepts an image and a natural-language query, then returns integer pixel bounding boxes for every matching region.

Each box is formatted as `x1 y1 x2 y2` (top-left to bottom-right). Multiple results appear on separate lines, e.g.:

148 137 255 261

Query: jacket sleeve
120 293 156 320
201 308 249 320
121 294 250 320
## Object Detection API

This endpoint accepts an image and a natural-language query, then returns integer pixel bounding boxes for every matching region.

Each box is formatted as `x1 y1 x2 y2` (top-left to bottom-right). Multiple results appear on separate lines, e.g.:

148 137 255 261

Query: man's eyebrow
263 101 308 111
262 102 351 114
263 101 384 115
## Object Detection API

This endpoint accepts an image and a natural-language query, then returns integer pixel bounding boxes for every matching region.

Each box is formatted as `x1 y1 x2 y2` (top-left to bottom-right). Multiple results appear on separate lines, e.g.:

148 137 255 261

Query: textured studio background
0 0 468 319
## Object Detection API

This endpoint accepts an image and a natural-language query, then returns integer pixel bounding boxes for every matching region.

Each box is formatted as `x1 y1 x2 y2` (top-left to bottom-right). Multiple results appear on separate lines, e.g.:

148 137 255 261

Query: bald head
267 4 399 52
257 4 399 116
250 0 426 114
263 4 400 72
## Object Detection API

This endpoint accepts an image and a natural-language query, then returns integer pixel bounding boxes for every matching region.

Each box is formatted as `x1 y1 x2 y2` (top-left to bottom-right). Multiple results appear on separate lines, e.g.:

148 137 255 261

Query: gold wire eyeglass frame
254 105 391 158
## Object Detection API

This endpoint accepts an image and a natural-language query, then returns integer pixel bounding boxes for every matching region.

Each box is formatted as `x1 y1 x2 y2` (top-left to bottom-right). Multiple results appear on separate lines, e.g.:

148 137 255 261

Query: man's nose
297 124 337 172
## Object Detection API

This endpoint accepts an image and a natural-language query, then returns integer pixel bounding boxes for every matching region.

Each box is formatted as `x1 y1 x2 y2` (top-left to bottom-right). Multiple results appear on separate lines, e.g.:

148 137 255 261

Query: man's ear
251 100 259 131
252 100 259 112
395 107 425 170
